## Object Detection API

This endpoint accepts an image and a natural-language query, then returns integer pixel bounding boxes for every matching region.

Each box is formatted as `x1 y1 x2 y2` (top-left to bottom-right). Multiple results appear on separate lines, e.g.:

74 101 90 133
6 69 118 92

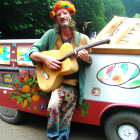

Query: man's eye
64 12 67 14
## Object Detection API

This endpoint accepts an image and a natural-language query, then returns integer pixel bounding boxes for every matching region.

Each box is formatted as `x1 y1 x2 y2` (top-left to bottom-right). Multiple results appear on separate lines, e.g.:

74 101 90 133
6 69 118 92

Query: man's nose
60 13 65 18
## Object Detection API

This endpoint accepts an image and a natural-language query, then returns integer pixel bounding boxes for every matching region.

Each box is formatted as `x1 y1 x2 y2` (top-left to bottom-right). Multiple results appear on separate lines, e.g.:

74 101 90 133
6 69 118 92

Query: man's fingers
48 61 61 70
78 53 84 58
52 62 61 68
83 49 88 54
78 49 88 57
56 58 62 63
50 65 59 70
77 49 89 62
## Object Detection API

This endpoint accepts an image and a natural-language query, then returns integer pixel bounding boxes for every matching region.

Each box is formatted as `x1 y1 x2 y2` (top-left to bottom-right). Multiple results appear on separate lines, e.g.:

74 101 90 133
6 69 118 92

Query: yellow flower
52 11 55 16
61 2 68 5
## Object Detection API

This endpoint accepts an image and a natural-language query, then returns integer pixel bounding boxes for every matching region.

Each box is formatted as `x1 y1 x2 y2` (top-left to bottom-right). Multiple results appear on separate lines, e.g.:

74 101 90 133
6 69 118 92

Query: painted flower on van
97 62 140 88
9 73 49 109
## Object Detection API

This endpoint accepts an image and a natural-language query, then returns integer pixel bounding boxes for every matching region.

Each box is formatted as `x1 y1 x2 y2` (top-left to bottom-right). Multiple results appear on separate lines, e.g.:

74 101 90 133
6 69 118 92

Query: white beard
59 17 71 27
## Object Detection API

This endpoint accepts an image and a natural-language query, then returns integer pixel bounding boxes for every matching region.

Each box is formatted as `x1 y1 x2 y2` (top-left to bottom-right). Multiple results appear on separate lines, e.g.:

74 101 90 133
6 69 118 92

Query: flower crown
50 1 76 18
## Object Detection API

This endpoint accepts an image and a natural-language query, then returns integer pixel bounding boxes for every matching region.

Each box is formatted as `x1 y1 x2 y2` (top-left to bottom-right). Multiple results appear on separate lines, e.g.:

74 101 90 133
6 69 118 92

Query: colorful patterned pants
47 85 78 140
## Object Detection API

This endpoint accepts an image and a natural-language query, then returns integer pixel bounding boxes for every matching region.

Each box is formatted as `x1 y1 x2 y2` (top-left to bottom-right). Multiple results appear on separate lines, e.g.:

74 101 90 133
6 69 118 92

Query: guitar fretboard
60 39 110 62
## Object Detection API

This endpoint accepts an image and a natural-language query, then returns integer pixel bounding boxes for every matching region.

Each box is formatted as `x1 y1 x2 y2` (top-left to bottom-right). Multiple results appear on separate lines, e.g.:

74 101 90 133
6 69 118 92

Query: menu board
0 46 10 65
17 47 33 66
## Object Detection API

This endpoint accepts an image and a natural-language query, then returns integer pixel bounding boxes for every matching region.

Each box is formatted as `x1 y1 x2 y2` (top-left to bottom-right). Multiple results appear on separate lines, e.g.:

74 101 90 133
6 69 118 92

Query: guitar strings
60 39 110 62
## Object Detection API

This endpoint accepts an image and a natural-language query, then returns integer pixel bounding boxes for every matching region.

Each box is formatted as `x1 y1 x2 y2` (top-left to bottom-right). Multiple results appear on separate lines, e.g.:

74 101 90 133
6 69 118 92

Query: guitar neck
60 39 110 62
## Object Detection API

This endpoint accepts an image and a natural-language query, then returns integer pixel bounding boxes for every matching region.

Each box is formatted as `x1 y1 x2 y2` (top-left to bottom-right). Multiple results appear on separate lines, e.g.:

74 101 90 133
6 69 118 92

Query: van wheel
104 111 140 140
0 106 24 124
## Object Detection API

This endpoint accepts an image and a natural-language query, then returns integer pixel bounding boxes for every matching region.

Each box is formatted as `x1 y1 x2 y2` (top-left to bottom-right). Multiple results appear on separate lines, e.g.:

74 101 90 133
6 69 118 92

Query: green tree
134 13 140 18
103 0 126 23
120 0 140 17
1 0 107 38
0 0 56 38
71 0 106 37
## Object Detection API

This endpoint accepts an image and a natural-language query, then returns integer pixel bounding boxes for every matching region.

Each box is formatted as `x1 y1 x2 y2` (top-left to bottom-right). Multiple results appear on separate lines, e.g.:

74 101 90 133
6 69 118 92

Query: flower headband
50 1 76 18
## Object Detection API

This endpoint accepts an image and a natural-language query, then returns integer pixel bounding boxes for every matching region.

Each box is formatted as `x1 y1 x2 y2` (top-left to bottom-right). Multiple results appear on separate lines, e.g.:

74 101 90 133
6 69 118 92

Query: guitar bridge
41 69 49 80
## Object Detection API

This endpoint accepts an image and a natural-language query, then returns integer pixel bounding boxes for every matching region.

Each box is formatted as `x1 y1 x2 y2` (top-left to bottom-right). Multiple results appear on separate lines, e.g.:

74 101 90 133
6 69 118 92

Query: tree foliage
0 0 135 39
120 0 140 17
0 0 57 38
71 0 106 37
103 0 126 23
134 13 140 18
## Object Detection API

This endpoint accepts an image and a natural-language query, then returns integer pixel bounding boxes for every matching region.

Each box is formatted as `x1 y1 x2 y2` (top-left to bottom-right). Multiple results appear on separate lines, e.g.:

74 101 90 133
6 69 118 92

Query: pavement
0 113 107 140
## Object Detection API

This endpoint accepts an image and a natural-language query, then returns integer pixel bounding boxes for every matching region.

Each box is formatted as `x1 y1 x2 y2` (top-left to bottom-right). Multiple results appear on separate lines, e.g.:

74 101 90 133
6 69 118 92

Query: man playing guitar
29 1 92 139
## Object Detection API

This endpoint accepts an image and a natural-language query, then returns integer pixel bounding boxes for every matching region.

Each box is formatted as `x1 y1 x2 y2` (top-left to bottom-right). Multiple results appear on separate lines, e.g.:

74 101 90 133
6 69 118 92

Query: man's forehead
56 9 70 14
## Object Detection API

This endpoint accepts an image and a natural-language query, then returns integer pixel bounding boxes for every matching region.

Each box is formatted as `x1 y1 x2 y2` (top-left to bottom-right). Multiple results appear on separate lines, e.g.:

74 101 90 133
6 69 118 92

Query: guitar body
36 39 110 92
36 43 79 92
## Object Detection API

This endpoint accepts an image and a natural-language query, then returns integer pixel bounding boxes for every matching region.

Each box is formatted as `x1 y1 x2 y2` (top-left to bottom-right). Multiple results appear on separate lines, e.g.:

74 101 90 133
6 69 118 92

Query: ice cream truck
0 16 140 140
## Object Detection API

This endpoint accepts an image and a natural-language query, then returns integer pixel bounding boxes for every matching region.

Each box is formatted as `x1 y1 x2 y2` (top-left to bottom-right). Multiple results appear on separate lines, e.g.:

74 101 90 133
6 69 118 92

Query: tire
0 106 25 124
104 111 140 140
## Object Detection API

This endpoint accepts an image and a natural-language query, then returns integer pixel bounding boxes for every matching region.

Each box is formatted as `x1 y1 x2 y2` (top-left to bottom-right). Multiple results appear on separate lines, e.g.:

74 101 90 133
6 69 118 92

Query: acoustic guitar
37 39 110 92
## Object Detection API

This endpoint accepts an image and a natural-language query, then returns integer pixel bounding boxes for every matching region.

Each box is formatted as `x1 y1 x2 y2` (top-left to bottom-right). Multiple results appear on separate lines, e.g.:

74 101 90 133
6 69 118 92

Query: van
0 16 140 140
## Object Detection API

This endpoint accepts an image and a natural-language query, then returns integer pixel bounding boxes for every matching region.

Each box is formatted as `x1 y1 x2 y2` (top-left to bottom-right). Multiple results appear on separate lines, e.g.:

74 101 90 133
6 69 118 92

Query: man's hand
77 49 89 62
29 52 61 71
44 55 61 71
